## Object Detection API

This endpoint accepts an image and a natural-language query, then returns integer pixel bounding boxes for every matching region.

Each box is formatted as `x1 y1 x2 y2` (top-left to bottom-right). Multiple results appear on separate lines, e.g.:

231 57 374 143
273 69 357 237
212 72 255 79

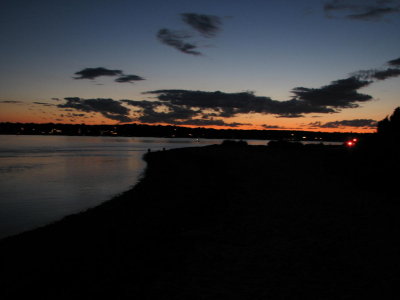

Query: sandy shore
1 143 399 299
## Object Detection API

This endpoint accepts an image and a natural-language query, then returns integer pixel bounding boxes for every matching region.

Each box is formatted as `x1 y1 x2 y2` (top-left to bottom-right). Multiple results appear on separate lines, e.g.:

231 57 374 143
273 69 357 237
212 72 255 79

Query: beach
1 142 399 299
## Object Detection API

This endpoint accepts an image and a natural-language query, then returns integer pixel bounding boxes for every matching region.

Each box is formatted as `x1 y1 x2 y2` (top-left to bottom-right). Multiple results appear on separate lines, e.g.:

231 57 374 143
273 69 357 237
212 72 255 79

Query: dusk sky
1 0 399 132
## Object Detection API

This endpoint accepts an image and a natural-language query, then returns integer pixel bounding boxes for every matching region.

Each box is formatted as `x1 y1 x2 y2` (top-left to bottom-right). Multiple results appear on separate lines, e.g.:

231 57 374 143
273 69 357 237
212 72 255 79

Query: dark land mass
0 122 369 141
1 137 400 299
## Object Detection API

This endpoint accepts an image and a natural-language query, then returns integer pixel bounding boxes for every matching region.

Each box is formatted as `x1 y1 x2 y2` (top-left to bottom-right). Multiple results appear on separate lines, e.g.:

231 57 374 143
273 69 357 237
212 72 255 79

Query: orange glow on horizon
0 117 377 133
0 104 377 134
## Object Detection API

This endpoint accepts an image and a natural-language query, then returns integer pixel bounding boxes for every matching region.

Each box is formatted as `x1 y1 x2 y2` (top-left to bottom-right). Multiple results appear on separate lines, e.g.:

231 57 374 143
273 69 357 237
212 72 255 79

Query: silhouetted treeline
0 122 368 142
348 107 400 198
377 107 400 142
356 106 400 152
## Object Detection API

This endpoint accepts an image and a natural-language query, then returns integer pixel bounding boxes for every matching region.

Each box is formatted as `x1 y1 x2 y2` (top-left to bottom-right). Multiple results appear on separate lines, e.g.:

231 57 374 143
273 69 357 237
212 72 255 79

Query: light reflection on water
0 135 229 239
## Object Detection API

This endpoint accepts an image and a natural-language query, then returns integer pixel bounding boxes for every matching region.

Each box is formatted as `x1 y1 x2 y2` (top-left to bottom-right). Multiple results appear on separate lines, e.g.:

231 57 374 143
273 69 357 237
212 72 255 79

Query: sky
1 0 399 132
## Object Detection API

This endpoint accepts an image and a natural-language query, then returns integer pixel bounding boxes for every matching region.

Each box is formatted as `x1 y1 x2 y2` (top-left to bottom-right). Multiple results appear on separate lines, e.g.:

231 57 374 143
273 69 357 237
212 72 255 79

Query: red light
346 141 354 147
352 138 358 142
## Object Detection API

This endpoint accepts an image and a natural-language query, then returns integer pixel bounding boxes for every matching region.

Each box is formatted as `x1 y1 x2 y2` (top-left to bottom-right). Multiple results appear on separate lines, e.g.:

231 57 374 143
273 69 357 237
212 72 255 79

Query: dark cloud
58 98 132 123
138 106 199 124
51 98 61 101
122 98 246 127
33 102 56 107
388 57 400 66
73 67 145 84
157 29 201 55
261 124 283 129
324 0 400 21
101 112 131 122
352 56 400 80
309 119 377 128
145 86 361 119
120 99 163 108
125 100 200 124
274 113 306 118
58 112 88 121
74 67 123 80
370 68 400 80
142 59 398 120
61 56 399 126
291 77 373 108
115 75 145 83
348 6 400 20
0 100 22 104
181 13 222 37
157 12 223 55
173 119 247 127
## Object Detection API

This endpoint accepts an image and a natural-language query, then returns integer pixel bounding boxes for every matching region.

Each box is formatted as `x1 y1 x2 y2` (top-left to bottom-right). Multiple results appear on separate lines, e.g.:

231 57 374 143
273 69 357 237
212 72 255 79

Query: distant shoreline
0 122 372 141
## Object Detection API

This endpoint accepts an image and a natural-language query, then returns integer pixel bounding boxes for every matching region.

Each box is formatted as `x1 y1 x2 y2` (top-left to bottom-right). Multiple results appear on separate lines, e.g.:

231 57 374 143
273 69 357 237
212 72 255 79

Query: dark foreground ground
1 142 399 299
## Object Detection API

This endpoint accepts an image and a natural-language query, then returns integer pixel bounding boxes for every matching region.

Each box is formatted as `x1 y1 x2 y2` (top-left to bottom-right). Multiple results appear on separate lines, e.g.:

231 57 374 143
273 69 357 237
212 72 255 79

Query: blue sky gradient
1 0 399 131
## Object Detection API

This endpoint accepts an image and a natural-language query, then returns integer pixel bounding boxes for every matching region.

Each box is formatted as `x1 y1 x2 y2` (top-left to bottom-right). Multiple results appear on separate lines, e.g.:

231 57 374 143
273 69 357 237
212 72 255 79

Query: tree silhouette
377 107 400 143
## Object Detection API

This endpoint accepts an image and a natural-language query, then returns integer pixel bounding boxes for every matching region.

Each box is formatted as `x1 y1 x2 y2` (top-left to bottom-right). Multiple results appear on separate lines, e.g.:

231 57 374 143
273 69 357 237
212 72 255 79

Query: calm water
0 135 340 239
0 135 271 239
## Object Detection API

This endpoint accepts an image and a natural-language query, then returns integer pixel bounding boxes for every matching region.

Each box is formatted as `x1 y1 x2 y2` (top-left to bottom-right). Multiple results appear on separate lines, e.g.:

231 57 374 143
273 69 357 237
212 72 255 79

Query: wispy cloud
33 102 56 107
58 98 132 123
261 124 283 129
0 100 23 104
157 12 224 55
388 57 400 66
355 68 400 80
349 6 400 20
352 56 400 80
73 67 123 80
73 67 145 84
157 29 201 55
309 119 377 129
324 0 400 21
290 77 373 109
115 74 145 83
173 119 247 127
181 13 222 37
